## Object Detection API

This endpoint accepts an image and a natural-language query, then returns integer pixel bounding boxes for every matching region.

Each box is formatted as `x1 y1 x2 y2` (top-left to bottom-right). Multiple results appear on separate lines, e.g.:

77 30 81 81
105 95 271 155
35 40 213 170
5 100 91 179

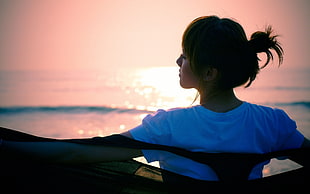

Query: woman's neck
199 89 242 113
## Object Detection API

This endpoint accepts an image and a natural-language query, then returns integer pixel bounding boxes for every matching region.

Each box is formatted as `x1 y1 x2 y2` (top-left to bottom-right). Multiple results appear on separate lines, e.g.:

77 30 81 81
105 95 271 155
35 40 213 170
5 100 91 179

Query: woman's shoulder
153 106 200 115
142 106 201 125
244 102 297 130
151 102 288 121
245 102 287 116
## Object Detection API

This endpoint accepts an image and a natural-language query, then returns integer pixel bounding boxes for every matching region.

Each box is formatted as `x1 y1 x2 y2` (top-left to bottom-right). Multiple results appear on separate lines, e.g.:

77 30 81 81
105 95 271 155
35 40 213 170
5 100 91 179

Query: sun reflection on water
129 66 197 110
64 66 198 137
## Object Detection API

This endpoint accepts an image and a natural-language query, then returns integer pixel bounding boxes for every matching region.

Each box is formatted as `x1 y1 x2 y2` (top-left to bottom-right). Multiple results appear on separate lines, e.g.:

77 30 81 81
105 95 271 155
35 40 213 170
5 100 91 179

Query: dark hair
182 16 283 90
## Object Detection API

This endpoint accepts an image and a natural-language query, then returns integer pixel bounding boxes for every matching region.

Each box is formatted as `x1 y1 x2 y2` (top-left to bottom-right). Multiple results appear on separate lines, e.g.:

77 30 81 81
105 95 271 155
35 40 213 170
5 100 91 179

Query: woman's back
130 102 304 180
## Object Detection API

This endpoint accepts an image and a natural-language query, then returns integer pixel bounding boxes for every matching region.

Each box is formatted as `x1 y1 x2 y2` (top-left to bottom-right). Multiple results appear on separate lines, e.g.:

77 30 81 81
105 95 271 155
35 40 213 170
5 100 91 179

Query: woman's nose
176 56 182 67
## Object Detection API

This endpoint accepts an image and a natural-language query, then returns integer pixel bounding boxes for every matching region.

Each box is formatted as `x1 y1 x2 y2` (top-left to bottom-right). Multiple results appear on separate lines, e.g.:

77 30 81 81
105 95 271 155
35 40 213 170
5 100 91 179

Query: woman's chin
179 82 193 89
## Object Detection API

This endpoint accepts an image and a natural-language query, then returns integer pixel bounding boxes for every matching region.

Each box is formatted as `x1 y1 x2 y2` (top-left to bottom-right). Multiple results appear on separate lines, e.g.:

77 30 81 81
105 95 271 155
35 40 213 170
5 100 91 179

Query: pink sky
0 0 309 71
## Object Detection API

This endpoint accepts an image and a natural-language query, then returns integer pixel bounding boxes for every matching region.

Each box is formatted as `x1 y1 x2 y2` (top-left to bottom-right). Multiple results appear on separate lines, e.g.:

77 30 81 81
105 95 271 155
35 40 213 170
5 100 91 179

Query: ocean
0 66 309 177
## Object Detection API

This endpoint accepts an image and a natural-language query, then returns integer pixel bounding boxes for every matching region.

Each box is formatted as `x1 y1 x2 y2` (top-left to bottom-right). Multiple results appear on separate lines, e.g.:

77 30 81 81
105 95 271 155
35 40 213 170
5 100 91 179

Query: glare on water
131 66 197 110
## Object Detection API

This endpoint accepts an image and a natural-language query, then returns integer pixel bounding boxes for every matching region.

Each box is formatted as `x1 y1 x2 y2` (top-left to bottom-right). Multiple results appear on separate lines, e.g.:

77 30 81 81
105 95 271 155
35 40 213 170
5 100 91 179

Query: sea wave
273 86 310 91
0 106 153 115
272 101 310 109
1 101 309 114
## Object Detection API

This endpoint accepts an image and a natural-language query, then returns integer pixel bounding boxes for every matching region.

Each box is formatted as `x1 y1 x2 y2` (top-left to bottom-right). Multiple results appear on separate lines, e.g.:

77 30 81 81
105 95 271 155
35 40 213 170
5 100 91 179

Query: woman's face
176 53 199 89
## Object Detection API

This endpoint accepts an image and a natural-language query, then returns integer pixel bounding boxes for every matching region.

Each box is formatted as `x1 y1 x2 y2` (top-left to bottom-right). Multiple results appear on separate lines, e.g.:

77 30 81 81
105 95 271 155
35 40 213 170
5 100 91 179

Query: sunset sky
0 0 309 71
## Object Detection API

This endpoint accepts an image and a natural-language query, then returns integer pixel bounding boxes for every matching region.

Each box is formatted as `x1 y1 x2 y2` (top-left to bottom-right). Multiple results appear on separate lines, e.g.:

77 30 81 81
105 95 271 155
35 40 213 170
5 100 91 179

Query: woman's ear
203 67 218 82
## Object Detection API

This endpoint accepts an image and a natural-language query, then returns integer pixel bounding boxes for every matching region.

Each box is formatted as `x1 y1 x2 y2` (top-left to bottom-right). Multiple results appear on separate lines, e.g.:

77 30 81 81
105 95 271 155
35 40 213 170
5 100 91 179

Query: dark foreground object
1 127 309 193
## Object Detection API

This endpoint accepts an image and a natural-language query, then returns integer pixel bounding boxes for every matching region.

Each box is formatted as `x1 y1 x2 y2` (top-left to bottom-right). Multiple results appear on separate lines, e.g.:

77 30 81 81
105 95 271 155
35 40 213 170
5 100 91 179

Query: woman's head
180 16 283 91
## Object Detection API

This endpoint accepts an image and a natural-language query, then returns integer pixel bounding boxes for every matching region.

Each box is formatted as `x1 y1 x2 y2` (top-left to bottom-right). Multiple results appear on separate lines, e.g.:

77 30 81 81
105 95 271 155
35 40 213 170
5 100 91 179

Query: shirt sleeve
274 109 304 150
129 109 172 162
130 109 171 144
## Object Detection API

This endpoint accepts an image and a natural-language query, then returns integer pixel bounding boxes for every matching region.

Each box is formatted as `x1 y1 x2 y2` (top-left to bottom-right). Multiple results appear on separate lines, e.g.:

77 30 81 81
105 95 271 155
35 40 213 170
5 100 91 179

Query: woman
1 16 309 181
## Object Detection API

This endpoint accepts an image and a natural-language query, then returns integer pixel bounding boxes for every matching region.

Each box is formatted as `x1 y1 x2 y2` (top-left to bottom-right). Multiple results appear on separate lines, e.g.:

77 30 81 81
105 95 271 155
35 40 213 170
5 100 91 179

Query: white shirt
130 102 304 180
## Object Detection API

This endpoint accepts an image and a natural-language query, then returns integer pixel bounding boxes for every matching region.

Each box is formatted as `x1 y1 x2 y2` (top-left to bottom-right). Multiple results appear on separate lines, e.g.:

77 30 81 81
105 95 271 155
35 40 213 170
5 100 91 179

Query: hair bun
248 26 283 67
249 26 276 52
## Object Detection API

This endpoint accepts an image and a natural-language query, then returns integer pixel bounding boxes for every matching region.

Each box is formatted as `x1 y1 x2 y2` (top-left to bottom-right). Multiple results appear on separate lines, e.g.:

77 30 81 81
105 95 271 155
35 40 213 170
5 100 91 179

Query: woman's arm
287 137 310 166
1 133 142 164
301 137 310 148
